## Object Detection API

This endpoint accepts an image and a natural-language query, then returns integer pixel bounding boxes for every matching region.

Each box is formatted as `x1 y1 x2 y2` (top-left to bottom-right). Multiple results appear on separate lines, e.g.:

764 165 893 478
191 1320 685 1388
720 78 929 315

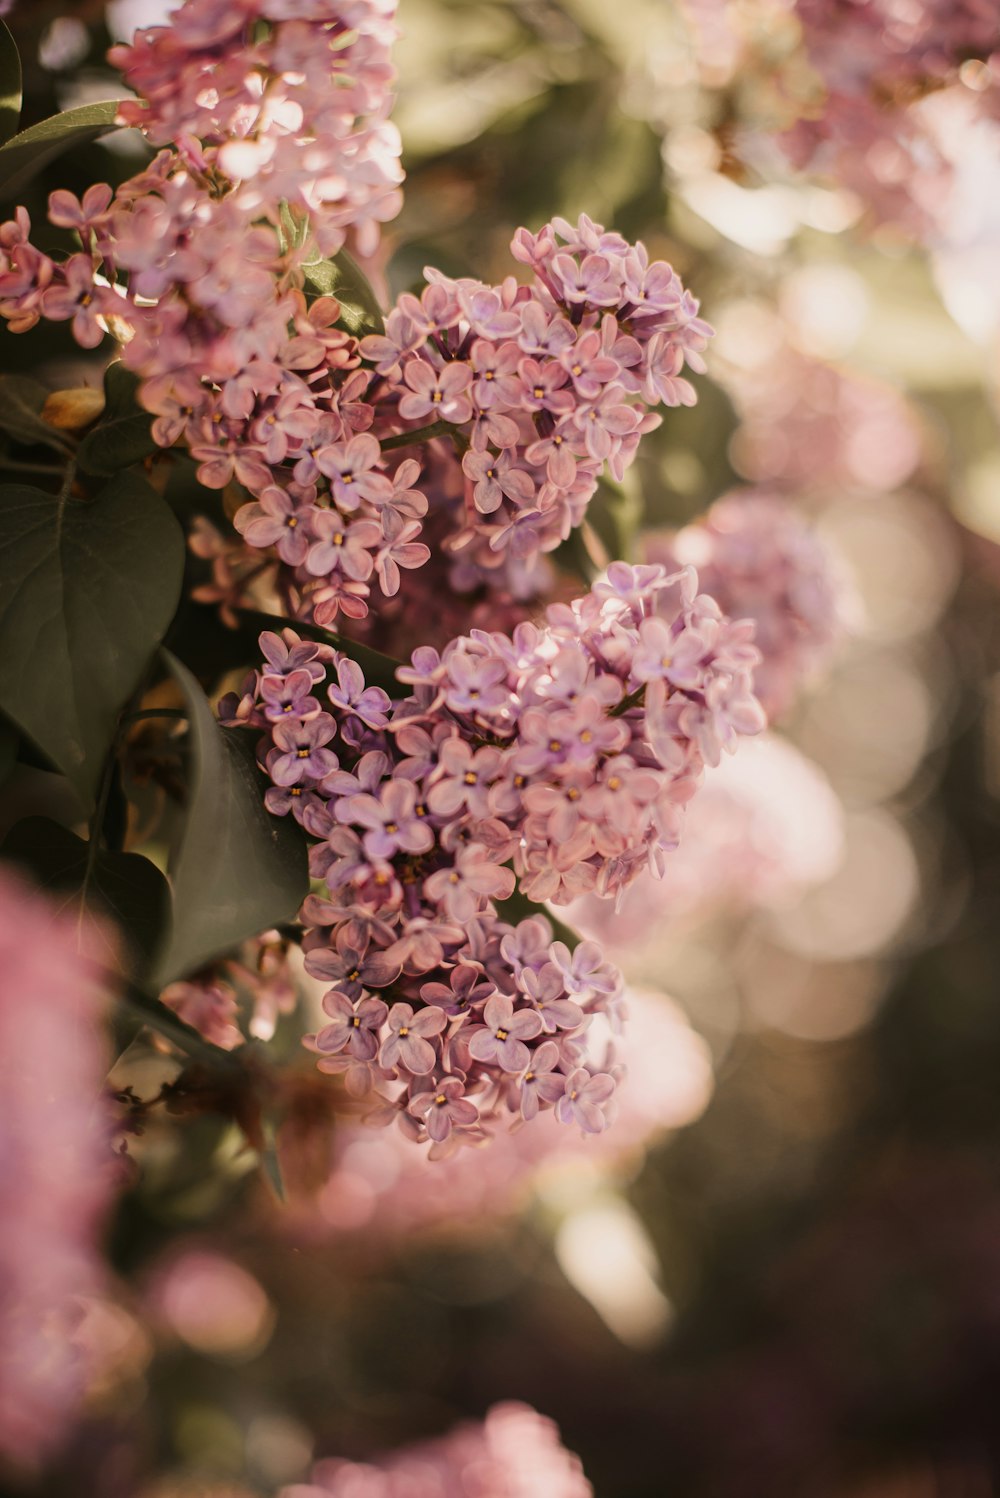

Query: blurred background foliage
4 0 1000 1495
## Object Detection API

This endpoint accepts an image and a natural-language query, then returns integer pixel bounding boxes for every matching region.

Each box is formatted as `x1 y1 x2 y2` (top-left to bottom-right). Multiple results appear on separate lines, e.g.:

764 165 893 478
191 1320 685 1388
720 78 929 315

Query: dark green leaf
0 473 185 806
0 21 22 148
0 374 72 453
237 608 401 696
302 248 384 337
77 363 158 476
1 815 171 982
0 714 16 789
0 100 125 200
495 888 580 951
152 651 309 986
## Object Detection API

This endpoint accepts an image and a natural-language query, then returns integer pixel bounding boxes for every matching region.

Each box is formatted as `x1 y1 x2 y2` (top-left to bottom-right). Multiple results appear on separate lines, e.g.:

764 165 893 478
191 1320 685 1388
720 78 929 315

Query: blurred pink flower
0 871 115 1471
284 1401 592 1497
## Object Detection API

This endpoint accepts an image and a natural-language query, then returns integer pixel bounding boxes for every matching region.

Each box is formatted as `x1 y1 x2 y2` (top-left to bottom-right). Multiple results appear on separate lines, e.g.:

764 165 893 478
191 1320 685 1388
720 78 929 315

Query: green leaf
152 650 309 986
0 714 17 789
0 21 22 148
237 608 401 696
495 888 580 951
0 473 185 807
0 374 72 453
1 815 171 982
0 100 125 201
302 248 385 337
77 363 158 476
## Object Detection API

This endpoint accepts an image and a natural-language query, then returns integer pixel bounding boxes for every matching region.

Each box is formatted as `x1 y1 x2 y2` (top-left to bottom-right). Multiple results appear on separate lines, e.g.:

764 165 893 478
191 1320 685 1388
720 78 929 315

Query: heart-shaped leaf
0 20 22 147
302 248 385 337
0 99 125 200
1 816 171 982
77 362 158 476
0 473 185 806
152 651 308 986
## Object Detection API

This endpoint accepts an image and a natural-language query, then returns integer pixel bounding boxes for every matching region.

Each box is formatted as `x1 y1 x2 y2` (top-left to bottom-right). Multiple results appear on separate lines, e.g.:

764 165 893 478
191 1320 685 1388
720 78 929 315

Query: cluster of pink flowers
222 561 762 1150
0 0 712 631
0 871 114 1472
110 0 404 258
725 340 923 498
572 733 845 952
783 0 1000 230
283 1401 592 1498
647 491 852 721
353 213 712 579
284 988 713 1239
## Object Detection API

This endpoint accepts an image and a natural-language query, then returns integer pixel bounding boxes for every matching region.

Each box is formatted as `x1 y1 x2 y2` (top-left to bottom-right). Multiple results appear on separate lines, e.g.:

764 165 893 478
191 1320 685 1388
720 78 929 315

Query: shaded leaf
0 714 16 789
1 815 171 982
77 362 158 476
302 248 384 337
0 20 22 148
0 474 185 806
0 374 72 453
152 651 309 986
0 99 125 200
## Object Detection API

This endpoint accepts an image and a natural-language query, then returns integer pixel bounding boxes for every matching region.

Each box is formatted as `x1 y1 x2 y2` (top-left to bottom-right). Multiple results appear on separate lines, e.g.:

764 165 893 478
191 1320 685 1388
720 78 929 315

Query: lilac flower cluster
779 0 1000 232
0 0 712 634
224 563 762 1149
358 213 712 578
110 0 404 258
647 491 853 721
284 1400 593 1498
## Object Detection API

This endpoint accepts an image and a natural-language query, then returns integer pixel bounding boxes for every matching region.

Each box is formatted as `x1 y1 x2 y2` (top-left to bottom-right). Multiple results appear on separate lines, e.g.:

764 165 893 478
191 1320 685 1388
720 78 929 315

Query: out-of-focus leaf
152 651 309 986
0 100 124 200
1 815 171 981
77 363 158 476
0 21 22 147
586 477 642 564
640 379 741 528
0 374 72 452
302 248 384 336
0 474 185 806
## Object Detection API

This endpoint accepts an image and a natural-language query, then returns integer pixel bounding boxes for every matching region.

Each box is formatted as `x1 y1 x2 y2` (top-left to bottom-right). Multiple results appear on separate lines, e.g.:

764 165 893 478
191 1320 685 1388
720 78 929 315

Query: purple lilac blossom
227 557 761 1153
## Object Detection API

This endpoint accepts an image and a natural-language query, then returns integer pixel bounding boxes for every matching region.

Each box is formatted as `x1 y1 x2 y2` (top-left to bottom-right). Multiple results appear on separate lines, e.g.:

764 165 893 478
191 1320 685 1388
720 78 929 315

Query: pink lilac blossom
647 491 853 721
0 209 710 626
223 562 761 1151
570 733 845 952
681 0 1000 231
780 0 1000 230
109 0 404 258
724 341 923 497
282 1401 592 1498
355 214 712 581
282 989 713 1239
0 870 115 1472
